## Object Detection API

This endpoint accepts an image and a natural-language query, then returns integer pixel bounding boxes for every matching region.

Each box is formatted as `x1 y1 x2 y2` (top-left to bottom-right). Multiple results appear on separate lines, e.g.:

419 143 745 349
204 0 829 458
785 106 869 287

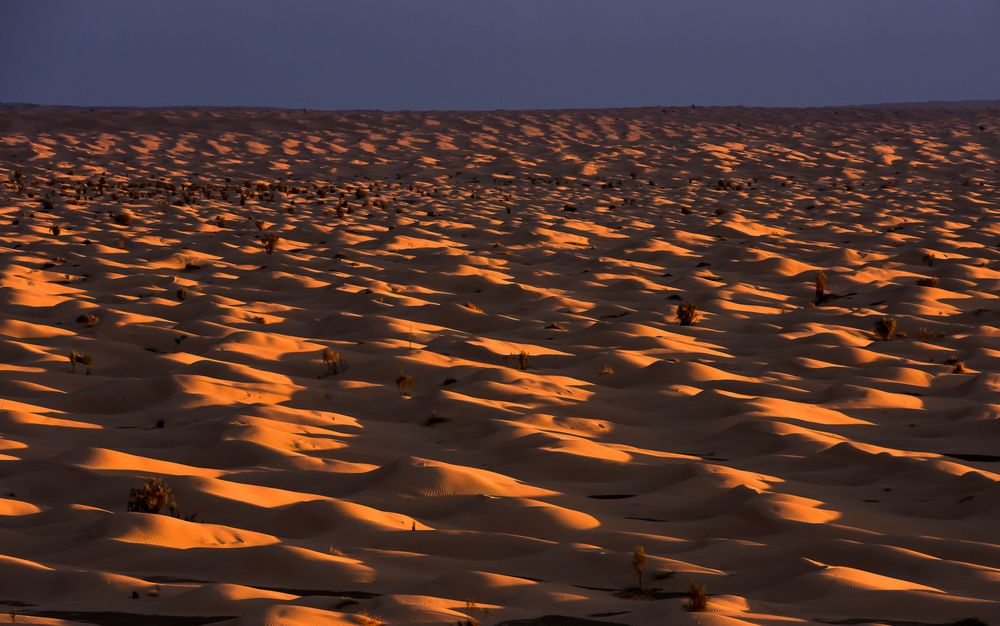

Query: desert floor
0 105 998 626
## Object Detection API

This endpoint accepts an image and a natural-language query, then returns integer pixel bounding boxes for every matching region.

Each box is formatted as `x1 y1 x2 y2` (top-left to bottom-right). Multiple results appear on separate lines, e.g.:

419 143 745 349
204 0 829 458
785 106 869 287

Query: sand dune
0 104 998 625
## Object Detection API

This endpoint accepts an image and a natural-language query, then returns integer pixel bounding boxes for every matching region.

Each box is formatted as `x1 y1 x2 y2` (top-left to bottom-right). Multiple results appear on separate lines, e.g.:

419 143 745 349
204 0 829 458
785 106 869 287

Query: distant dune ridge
0 103 997 626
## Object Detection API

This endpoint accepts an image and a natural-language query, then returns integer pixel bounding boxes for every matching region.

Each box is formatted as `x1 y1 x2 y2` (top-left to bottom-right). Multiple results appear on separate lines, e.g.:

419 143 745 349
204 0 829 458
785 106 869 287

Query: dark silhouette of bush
875 316 897 341
686 581 710 612
127 477 176 515
677 302 699 326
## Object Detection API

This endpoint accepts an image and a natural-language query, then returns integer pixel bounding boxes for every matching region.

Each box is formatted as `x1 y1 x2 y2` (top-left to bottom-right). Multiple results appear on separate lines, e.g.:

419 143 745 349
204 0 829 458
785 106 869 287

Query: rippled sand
0 105 998 626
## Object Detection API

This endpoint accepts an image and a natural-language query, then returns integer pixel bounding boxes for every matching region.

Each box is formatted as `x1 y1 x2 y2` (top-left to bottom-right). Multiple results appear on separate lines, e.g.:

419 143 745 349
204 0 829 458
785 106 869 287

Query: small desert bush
69 351 93 374
952 360 967 374
112 210 132 226
50 224 61 237
600 363 614 375
127 477 176 515
396 372 414 396
874 316 897 341
814 270 827 302
176 287 189 301
260 232 279 254
632 546 646 590
917 276 940 288
511 350 529 371
321 348 344 376
916 327 946 341
76 314 100 328
813 270 836 304
685 581 710 612
462 302 484 313
676 301 698 326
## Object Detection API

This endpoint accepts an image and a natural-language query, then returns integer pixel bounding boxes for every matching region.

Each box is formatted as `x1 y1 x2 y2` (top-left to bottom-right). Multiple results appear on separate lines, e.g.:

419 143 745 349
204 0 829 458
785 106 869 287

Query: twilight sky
2 0 999 111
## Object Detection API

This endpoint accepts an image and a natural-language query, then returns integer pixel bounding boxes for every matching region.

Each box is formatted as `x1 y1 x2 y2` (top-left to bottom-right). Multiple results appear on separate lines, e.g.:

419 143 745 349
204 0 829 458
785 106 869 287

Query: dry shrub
260 232 279 254
685 581 710 612
127 477 176 515
676 301 698 326
875 316 896 341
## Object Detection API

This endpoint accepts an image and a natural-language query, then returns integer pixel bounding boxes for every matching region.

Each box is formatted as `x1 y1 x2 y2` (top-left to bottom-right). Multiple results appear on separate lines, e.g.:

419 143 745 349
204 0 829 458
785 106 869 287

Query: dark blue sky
2 0 999 110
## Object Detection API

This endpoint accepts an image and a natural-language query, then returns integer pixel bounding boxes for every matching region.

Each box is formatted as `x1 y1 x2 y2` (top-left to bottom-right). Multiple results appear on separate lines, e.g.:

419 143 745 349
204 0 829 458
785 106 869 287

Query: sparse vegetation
685 581 710 612
457 599 483 626
600 363 614 375
814 270 828 304
69 351 93 374
917 276 940 288
512 350 529 371
917 327 946 341
127 477 176 515
462 302 483 313
676 301 699 326
260 232 279 254
632 546 646 591
176 287 189 301
76 314 100 328
322 348 344 376
113 210 133 226
875 316 897 341
396 372 414 396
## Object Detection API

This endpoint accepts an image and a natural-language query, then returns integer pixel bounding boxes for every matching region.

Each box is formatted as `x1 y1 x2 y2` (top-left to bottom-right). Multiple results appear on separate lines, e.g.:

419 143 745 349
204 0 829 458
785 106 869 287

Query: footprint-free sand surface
0 105 998 626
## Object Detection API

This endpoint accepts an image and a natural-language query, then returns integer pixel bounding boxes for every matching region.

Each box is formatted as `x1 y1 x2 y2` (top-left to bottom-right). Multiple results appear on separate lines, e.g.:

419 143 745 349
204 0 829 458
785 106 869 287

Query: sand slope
0 105 998 625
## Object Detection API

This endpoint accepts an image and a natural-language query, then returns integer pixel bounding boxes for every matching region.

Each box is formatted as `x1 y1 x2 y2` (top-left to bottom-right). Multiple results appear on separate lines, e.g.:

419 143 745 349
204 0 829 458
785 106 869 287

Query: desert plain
0 104 998 625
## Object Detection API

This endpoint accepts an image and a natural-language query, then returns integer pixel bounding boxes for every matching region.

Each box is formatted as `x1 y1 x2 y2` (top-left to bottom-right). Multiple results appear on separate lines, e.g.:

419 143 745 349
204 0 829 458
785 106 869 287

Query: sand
0 104 997 626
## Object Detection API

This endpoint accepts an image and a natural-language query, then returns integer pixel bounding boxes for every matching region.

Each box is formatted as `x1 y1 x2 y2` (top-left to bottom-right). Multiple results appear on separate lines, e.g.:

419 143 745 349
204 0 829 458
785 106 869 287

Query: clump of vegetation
676 301 699 326
462 302 484 313
396 372 414 397
112 210 132 226
814 270 828 304
321 348 344 376
176 287 189 301
922 252 936 266
952 360 967 374
260 232 279 254
917 276 940 288
813 270 840 305
874 316 897 341
69 351 93 374
511 350 529 371
632 546 646 591
685 581 710 612
76 314 100 328
127 477 176 515
600 363 614 375
917 327 946 341
50 224 61 237
215 215 227 228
